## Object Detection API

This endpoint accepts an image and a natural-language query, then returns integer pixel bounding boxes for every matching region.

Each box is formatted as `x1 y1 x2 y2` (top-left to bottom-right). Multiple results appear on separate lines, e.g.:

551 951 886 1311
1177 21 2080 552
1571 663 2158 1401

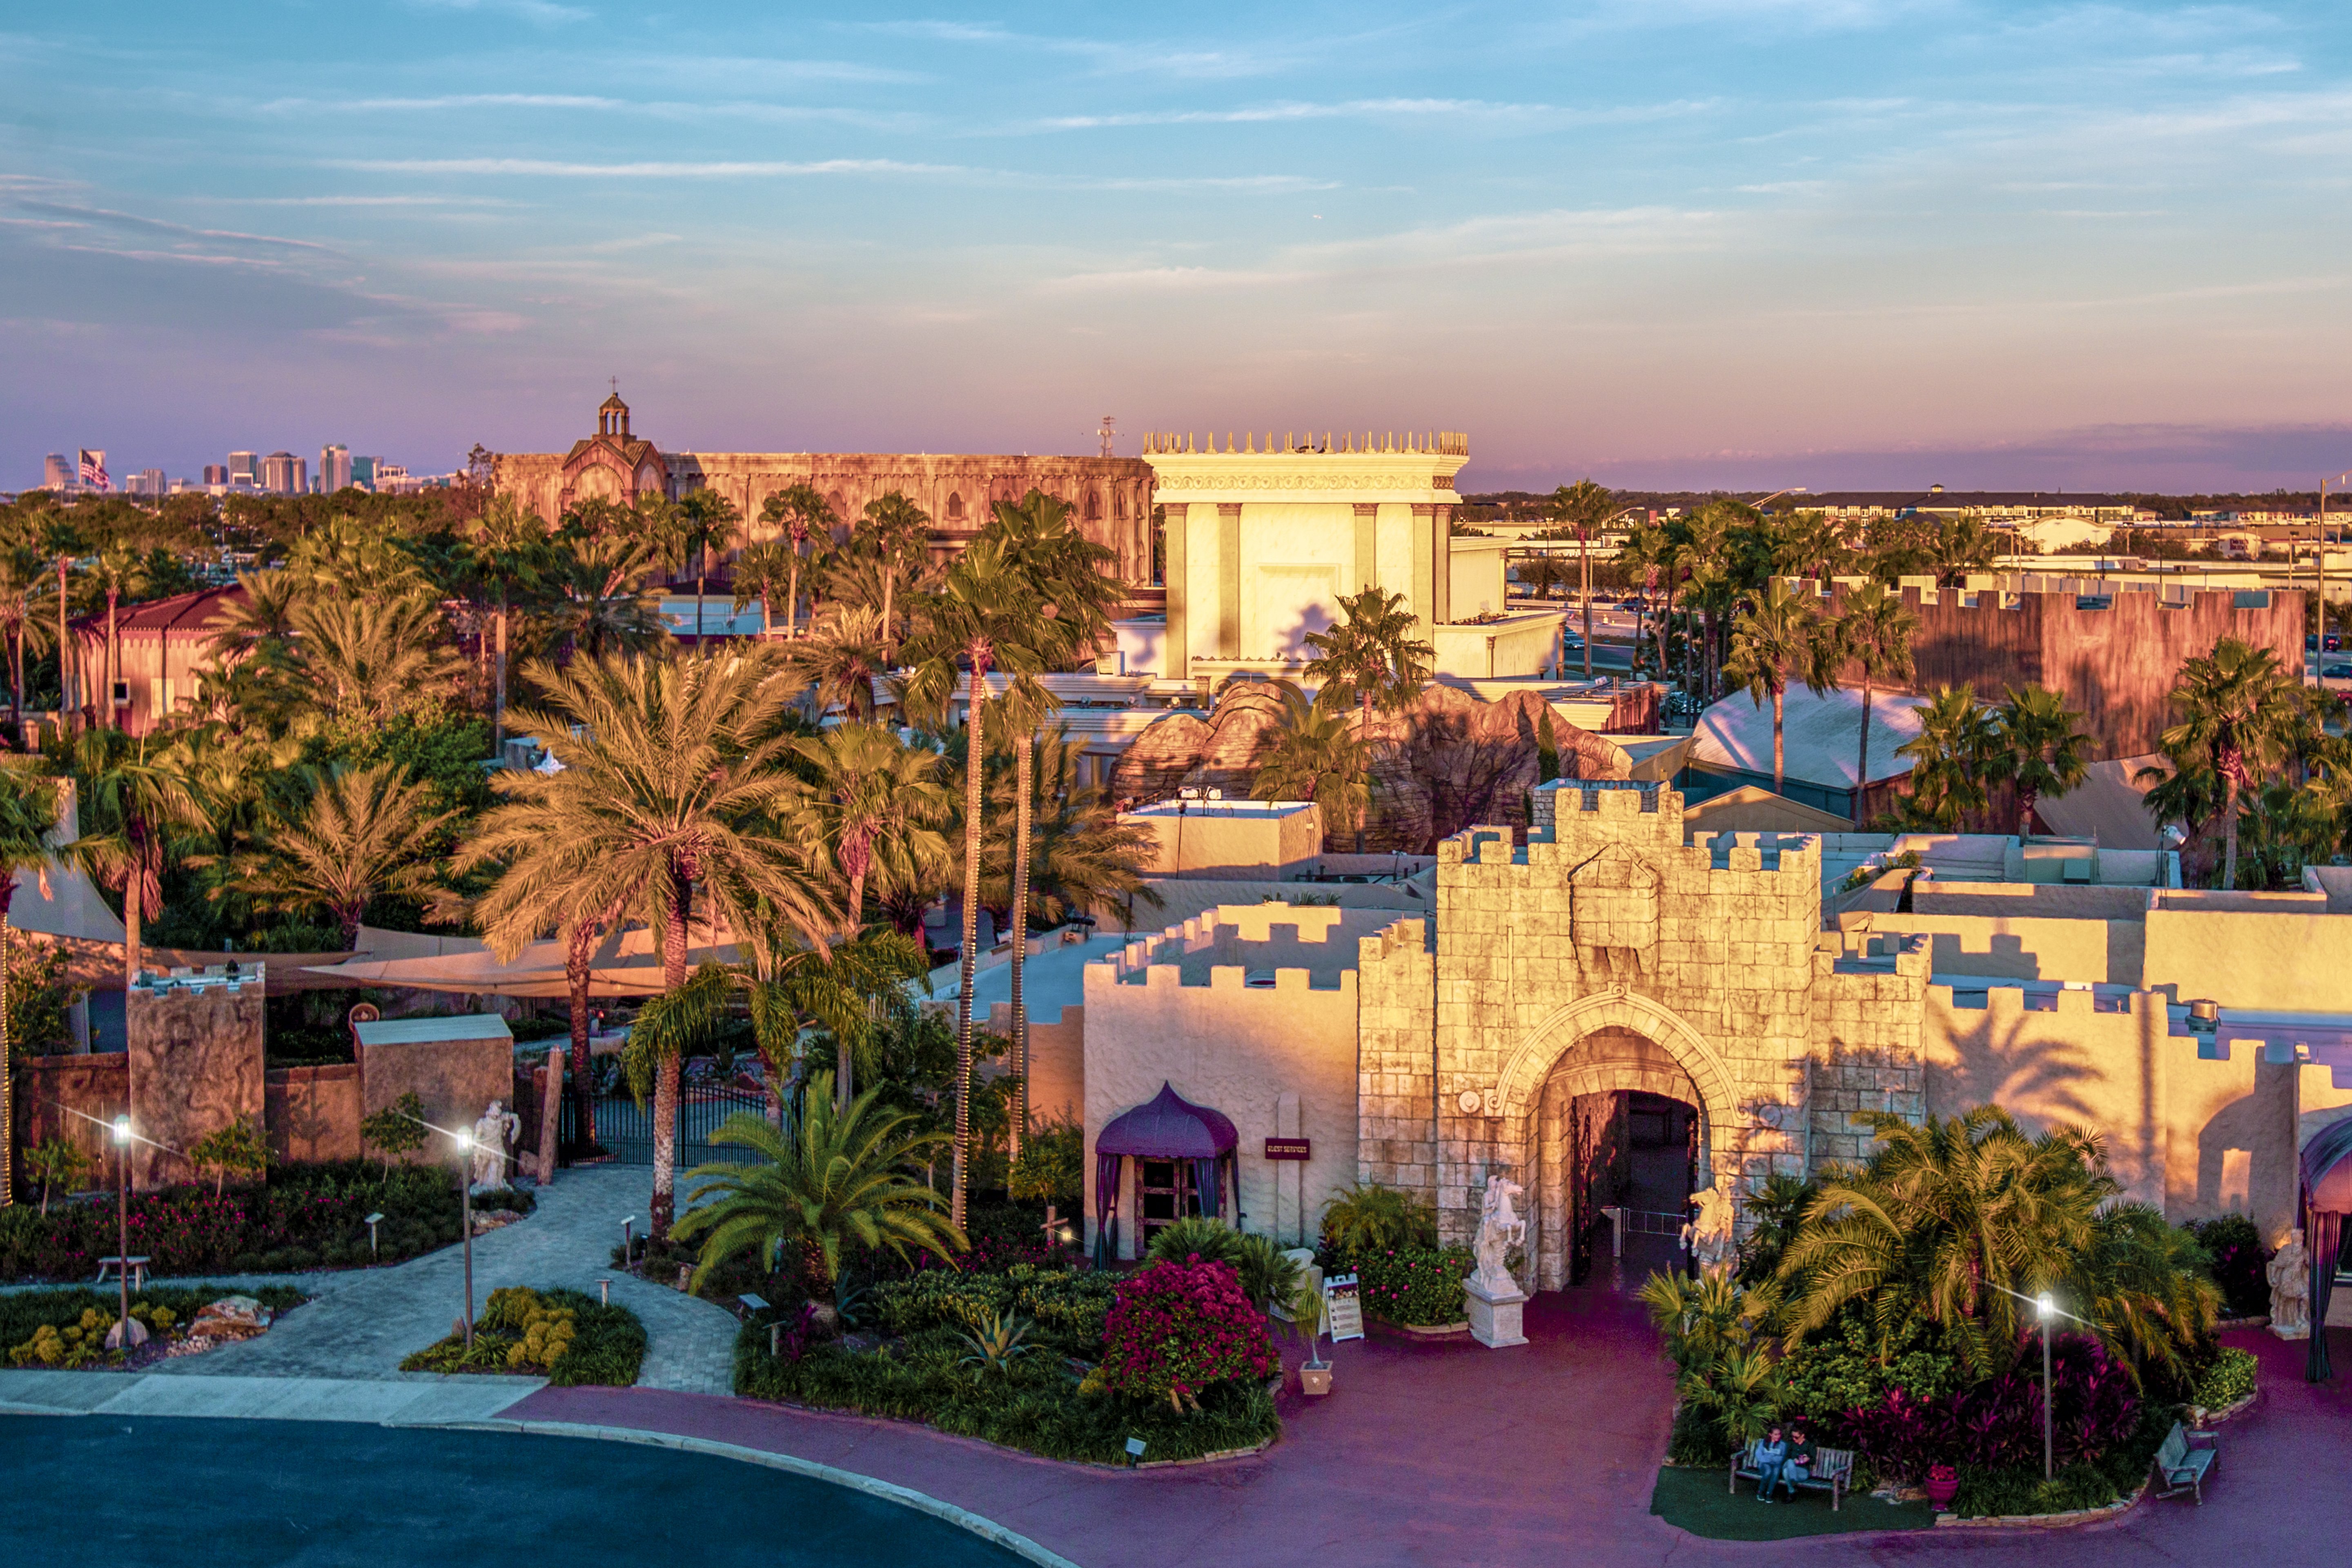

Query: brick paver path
504 1292 2352 1568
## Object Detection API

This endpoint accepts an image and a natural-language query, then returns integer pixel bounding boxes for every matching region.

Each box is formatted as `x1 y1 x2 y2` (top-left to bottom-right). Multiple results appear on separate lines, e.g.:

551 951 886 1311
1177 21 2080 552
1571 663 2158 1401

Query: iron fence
564 1079 772 1168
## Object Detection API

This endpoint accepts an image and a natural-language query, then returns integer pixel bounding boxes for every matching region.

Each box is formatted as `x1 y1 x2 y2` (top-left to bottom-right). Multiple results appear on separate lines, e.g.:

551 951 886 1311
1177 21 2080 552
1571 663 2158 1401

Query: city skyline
5 2 2351 492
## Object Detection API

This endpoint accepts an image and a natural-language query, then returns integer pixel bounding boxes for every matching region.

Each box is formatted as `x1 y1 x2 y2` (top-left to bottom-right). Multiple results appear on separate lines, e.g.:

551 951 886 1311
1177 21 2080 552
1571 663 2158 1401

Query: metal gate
564 1079 771 1168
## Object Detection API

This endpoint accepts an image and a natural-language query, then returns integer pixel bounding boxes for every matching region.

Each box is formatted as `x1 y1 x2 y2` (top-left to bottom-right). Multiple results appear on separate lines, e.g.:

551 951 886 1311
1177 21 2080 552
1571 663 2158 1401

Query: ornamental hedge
1349 1245 1474 1327
0 1161 532 1282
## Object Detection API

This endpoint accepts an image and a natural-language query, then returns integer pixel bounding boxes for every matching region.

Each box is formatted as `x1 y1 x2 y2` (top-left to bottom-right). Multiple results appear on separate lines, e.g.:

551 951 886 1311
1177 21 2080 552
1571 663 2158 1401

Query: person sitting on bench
1753 1426 1788 1502
1773 1424 1816 1500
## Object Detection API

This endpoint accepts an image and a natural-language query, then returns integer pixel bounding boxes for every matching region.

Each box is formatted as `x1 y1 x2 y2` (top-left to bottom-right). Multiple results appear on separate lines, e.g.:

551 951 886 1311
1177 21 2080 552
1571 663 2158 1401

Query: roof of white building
1691 684 1932 791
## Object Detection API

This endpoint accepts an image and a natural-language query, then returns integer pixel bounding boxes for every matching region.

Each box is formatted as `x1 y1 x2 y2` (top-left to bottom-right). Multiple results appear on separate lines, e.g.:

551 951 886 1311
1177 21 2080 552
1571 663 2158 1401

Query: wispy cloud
402 0 590 25
1026 96 1717 133
321 156 1335 193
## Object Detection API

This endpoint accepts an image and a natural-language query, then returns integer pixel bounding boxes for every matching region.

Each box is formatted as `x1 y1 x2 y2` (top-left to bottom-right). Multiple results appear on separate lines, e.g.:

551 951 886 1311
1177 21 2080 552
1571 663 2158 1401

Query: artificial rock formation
1109 681 1630 853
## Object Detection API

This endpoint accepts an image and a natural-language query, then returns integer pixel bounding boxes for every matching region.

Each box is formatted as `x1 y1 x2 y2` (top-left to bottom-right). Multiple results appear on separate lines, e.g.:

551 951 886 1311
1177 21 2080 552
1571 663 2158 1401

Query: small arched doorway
1529 1027 1704 1292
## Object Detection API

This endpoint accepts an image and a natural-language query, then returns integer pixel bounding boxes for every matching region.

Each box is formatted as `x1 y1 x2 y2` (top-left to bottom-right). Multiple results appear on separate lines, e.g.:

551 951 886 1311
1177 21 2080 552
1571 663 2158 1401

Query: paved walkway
0 1166 738 1396
495 1295 2352 1568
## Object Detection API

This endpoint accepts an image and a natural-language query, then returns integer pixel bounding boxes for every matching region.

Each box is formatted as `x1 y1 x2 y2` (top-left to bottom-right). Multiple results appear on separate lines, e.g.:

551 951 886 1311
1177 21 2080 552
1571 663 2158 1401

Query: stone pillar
536 1047 564 1184
1164 502 1189 679
127 969 265 1190
1216 503 1242 657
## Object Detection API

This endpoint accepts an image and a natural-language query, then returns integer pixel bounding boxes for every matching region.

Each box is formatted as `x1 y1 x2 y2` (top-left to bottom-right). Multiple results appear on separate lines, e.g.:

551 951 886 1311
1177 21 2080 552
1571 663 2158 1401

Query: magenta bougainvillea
1101 1255 1278 1411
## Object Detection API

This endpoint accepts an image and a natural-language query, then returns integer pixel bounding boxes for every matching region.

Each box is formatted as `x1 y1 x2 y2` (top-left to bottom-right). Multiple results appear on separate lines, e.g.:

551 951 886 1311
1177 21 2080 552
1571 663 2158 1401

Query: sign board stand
1322 1273 1364 1343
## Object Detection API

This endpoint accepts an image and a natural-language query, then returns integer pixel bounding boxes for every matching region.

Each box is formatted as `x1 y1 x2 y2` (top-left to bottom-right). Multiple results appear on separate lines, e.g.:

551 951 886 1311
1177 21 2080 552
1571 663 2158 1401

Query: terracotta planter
1300 1363 1333 1397
1925 1472 1959 1511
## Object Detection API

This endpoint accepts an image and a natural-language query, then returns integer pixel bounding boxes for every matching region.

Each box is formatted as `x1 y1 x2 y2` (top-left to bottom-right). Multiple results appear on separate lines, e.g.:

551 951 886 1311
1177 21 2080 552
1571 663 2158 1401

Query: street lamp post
455 1130 475 1348
107 1114 145 1353
2036 1293 2056 1482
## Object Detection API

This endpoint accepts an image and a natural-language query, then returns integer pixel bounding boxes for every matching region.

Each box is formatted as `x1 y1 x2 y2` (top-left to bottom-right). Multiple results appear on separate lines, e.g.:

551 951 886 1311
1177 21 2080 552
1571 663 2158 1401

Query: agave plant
956 1308 1036 1374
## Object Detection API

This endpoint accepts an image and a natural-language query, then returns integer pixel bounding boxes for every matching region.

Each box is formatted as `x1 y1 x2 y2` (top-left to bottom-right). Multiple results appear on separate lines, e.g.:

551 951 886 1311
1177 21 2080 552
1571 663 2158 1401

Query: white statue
471 1100 519 1189
2267 1227 2311 1339
1471 1176 1527 1297
1688 1182 1737 1274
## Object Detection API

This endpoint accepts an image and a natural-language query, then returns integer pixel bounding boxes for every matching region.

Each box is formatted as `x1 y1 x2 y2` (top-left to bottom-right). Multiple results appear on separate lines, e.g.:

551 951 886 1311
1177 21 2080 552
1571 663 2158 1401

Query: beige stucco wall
1123 804 1322 878
1851 911 2144 986
1080 905 1383 1256
2145 909 2352 1010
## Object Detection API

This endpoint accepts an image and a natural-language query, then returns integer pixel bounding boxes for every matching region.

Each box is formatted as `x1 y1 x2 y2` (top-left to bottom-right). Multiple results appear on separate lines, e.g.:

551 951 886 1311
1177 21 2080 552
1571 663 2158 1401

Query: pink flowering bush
1102 1255 1278 1412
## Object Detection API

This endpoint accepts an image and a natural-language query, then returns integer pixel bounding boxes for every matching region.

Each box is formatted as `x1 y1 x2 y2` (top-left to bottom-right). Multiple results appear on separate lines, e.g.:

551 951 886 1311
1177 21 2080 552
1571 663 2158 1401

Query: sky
5 2 2352 494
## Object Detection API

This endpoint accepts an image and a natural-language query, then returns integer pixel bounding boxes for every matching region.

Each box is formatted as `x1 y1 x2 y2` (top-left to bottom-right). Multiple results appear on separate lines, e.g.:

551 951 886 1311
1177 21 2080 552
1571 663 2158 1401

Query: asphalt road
0 1415 1029 1568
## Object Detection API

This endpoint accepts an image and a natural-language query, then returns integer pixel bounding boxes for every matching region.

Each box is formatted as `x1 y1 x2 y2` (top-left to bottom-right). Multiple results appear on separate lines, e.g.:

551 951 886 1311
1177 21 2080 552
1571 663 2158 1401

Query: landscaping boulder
188 1295 272 1341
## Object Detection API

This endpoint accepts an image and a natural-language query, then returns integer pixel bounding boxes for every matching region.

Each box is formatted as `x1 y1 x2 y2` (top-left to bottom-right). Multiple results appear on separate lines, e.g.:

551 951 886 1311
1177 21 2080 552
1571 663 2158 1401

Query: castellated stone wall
1806 934 1932 1168
1355 916 1438 1199
1404 782 1830 1247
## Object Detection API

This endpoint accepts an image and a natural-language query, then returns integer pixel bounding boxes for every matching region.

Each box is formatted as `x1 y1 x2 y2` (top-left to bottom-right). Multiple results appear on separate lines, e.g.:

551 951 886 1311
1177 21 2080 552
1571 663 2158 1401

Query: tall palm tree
854 491 935 656
557 532 668 661
1895 686 2000 830
670 1071 965 1298
731 538 796 637
1988 684 2091 839
1930 516 2002 587
980 727 1160 931
459 651 839 1236
463 495 554 747
1837 581 1919 826
899 539 1069 1229
675 488 740 644
204 568 302 667
1544 478 1617 678
228 762 457 949
1250 682 1373 846
1720 581 1839 795
1301 585 1434 851
0 548 55 743
758 483 837 640
290 597 466 723
68 731 206 995
781 606 891 722
2162 638 2305 889
87 546 145 731
0 764 57 1207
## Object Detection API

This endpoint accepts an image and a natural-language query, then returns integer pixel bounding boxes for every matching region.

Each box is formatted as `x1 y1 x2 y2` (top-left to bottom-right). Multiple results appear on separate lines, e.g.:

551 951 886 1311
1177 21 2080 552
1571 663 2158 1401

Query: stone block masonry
128 970 266 1190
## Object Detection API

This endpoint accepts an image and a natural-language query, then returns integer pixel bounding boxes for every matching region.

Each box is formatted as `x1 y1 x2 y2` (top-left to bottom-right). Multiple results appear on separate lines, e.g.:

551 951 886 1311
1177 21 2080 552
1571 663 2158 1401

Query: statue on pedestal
1471 1176 1526 1298
471 1100 519 1190
1688 1181 1737 1275
2267 1227 2311 1339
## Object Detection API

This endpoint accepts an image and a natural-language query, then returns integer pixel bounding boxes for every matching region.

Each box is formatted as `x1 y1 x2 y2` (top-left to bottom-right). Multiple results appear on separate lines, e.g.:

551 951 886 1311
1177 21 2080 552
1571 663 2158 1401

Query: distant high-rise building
42 454 71 490
260 451 305 495
227 451 259 487
352 454 377 491
203 464 228 486
320 444 351 492
126 468 166 499
78 450 110 492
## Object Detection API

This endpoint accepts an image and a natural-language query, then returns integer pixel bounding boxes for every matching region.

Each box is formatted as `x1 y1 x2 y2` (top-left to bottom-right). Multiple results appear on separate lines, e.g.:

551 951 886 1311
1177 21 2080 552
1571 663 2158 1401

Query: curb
425 1417 1085 1568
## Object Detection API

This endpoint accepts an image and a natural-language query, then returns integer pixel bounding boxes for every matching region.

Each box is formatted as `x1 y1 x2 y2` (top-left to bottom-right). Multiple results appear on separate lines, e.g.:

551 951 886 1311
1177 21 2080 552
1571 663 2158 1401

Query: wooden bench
1729 1441 1855 1510
2149 1421 2219 1505
94 1256 151 1290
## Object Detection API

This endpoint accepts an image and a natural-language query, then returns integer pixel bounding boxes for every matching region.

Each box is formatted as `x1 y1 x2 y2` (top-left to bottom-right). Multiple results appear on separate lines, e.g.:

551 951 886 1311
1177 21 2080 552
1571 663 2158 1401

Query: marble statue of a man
471 1100 519 1189
1472 1176 1526 1296
2267 1227 2311 1339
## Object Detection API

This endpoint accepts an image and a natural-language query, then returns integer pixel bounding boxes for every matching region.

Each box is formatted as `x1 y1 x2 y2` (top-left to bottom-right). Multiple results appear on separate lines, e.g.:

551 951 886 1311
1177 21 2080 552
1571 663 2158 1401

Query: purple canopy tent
2302 1116 2352 1382
1093 1082 1238 1266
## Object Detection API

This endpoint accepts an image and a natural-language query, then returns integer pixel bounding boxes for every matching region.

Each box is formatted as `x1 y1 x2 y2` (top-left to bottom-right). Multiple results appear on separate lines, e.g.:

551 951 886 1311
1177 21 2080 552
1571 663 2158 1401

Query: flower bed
399 1286 645 1386
1346 1245 1474 1327
0 1161 532 1282
735 1257 1280 1466
3 1285 306 1368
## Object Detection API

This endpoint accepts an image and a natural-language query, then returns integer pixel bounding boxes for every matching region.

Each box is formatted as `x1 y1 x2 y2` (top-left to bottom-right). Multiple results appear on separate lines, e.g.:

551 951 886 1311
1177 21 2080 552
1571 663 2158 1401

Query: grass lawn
1649 1464 1939 1541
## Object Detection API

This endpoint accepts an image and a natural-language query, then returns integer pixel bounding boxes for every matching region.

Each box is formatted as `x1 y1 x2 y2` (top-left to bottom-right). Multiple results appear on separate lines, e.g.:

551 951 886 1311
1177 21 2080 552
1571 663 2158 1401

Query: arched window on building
946 491 965 521
1087 490 1102 521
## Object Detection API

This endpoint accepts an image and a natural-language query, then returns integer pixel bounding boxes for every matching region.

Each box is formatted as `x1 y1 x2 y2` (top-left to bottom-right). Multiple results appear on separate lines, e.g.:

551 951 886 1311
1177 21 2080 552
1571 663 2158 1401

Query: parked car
2324 663 2352 680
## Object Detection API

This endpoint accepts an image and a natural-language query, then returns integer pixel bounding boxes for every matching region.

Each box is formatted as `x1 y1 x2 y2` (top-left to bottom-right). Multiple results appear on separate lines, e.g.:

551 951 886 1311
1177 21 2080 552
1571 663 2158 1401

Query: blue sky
5 2 2351 492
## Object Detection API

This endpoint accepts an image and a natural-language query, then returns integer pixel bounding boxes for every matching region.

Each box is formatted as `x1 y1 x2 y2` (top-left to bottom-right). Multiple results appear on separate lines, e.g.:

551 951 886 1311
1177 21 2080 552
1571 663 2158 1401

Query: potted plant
1924 1463 1959 1511
1289 1274 1333 1396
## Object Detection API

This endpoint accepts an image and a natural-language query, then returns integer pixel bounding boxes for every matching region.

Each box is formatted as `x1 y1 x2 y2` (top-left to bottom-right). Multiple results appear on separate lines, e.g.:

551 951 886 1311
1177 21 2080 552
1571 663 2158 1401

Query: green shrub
2 1285 305 1368
399 1286 644 1386
735 1322 1278 1465
1779 1312 1965 1425
1007 1118 1082 1205
1144 1217 1243 1269
2192 1345 2258 1411
1352 1245 1473 1326
1319 1184 1437 1255
869 1263 1116 1357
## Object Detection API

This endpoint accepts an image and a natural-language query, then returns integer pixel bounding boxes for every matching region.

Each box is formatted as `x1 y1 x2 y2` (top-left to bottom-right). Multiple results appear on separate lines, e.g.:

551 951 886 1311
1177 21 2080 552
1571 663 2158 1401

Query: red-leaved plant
1101 1254 1278 1412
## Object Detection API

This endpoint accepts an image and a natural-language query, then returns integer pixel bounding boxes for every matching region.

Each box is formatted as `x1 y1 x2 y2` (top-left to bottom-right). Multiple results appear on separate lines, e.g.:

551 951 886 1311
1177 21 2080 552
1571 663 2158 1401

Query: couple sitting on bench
1750 1423 1815 1502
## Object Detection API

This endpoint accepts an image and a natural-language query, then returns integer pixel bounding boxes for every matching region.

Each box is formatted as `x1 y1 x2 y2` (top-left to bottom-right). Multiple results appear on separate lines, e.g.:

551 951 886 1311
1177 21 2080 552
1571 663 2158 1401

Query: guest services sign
1263 1138 1311 1160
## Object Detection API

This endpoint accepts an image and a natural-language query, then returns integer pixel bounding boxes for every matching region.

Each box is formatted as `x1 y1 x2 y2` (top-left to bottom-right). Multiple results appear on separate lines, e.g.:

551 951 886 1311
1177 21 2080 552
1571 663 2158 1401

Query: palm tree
980 727 1160 933
228 762 457 949
781 606 891 722
1301 586 1434 851
1721 581 1839 795
1250 682 1372 846
463 495 554 748
2162 638 2306 889
670 1071 967 1300
1895 686 1999 829
673 488 741 644
556 532 668 661
854 492 935 656
204 568 302 667
1930 516 2002 587
790 722 952 938
87 546 145 731
1988 684 2091 838
758 483 837 640
899 539 1071 1230
290 597 466 723
1544 478 1617 678
0 548 55 743
0 764 57 1207
68 730 206 995
731 539 796 637
458 651 840 1236
1838 582 1919 826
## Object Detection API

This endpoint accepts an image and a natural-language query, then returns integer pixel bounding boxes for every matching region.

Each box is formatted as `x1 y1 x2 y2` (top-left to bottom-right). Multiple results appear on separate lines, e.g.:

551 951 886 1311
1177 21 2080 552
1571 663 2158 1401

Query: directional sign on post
1323 1273 1364 1343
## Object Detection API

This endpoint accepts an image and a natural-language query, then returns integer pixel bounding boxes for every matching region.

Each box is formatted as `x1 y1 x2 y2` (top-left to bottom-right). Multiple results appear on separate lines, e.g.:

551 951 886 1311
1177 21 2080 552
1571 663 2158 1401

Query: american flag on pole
77 449 110 492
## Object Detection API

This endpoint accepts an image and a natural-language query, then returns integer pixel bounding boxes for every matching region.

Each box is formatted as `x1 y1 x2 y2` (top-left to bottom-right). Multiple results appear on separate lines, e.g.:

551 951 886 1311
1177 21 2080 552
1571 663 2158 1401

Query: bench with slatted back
2149 1421 2219 1505
1728 1440 1856 1509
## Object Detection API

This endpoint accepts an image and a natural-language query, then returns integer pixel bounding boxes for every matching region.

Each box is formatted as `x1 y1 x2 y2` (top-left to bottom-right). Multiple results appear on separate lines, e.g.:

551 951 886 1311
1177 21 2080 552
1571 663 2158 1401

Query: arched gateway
1353 782 1917 1267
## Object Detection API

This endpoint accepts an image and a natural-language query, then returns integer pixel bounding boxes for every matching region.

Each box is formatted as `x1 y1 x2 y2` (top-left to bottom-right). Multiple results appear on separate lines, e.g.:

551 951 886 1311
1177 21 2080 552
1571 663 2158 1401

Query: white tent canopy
304 919 742 998
1692 684 1933 793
